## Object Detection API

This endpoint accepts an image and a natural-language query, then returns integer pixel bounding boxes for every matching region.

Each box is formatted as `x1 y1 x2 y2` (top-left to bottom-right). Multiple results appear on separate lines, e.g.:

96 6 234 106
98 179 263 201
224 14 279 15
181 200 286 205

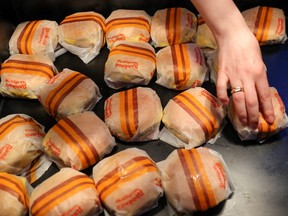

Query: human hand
215 28 275 129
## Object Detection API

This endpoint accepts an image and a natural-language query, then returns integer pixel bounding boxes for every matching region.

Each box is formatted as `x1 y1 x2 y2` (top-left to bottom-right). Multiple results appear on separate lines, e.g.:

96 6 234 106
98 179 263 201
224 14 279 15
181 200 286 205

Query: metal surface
0 41 288 216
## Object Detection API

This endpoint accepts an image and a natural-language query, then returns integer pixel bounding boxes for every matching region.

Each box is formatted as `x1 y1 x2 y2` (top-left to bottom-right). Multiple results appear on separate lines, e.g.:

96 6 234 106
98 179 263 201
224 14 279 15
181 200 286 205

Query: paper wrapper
105 9 151 49
92 148 163 216
195 14 217 49
0 114 45 175
242 6 287 45
104 87 163 142
30 167 102 216
37 68 102 120
158 147 235 214
42 111 116 171
151 7 197 47
22 153 52 184
228 87 288 142
58 11 106 64
205 49 218 85
0 54 58 99
0 173 32 216
156 43 208 90
9 20 58 61
161 87 227 148
104 41 156 89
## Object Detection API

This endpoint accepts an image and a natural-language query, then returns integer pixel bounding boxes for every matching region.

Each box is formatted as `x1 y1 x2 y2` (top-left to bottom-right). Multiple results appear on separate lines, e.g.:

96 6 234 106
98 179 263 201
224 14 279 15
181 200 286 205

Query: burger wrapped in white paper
0 173 32 216
105 9 151 49
156 43 208 90
92 148 163 216
151 7 197 47
161 87 226 148
104 87 163 142
42 111 116 171
58 11 106 64
195 14 217 49
37 68 102 120
159 147 234 214
0 114 45 175
0 54 58 99
242 6 287 45
104 41 156 89
228 87 288 142
9 20 58 61
30 167 102 216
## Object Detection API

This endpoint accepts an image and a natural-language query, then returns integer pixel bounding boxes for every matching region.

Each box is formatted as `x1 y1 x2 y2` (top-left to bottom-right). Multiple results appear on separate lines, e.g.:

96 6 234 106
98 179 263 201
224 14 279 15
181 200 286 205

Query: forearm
191 0 249 42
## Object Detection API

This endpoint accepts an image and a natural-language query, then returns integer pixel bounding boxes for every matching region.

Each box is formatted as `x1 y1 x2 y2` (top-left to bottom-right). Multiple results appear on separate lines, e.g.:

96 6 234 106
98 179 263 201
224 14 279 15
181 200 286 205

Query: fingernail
266 115 275 124
240 118 247 125
250 122 258 130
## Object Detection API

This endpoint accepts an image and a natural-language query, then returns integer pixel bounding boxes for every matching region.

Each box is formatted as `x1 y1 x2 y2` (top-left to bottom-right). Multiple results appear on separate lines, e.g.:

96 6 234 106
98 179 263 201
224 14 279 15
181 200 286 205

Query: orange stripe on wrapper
257 113 276 141
95 156 158 201
166 8 174 45
0 115 41 140
109 43 156 63
166 8 182 45
1 59 55 78
119 88 139 140
106 17 150 34
254 7 273 44
171 44 191 89
0 173 29 209
173 91 218 141
61 13 105 32
44 72 88 118
52 122 89 169
17 21 41 54
31 175 95 216
52 117 100 169
177 149 217 211
25 153 44 184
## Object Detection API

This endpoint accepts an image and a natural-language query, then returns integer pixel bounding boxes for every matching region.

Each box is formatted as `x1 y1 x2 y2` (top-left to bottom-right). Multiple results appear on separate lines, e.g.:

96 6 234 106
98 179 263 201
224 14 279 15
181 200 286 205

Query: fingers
231 87 248 126
229 75 274 129
256 74 275 124
242 81 259 129
216 71 229 105
229 78 260 129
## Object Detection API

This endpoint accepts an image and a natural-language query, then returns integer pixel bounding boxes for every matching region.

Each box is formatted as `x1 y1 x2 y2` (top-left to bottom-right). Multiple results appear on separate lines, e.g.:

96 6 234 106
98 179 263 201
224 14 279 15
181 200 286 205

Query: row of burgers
1 83 288 215
0 146 235 215
7 6 288 64
0 5 288 216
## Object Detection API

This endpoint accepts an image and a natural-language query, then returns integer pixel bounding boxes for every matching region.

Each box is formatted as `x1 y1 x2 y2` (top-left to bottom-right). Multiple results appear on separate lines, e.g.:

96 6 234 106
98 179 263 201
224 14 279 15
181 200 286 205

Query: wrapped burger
161 87 226 148
228 87 288 142
58 11 106 64
159 147 234 214
9 20 58 61
0 54 58 99
104 41 156 89
195 15 217 49
42 111 116 171
156 43 208 90
104 87 163 142
92 148 163 216
242 6 287 45
37 68 102 120
105 9 151 49
30 167 102 216
151 7 197 47
0 114 45 175
0 173 32 216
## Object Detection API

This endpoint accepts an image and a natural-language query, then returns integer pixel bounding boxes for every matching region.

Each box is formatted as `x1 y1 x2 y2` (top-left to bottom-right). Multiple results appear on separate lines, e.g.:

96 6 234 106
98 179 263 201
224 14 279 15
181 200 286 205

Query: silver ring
231 87 244 94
